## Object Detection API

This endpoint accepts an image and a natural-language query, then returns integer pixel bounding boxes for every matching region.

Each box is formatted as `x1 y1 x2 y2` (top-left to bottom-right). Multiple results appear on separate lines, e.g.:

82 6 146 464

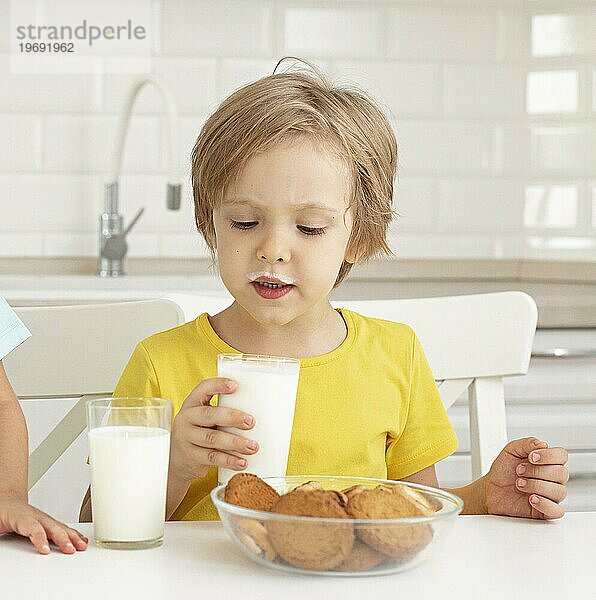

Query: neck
208 301 347 358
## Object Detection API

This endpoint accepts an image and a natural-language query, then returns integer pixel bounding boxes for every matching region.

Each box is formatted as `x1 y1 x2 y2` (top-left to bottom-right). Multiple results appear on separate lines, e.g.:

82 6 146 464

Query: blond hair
191 58 397 287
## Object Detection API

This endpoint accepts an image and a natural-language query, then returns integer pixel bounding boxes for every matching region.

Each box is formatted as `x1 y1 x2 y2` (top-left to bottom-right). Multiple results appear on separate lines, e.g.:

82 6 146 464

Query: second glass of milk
217 354 300 485
87 397 171 549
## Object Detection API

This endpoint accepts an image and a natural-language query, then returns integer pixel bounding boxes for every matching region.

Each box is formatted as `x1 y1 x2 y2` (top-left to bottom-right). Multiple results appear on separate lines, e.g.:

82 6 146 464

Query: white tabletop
0 513 593 600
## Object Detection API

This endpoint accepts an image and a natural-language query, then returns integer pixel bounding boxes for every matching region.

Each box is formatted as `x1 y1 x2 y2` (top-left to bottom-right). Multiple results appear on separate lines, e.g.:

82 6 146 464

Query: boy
80 60 568 523
0 296 88 554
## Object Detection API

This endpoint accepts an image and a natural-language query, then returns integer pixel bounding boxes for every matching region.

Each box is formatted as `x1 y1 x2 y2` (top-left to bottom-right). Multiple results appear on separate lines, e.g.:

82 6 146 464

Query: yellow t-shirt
114 308 459 521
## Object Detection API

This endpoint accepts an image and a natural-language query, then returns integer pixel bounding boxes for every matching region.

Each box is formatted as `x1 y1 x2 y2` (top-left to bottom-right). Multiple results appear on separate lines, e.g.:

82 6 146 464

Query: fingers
182 378 256 430
24 522 51 554
516 463 569 484
515 476 567 503
66 526 89 551
510 439 569 520
190 426 259 456
193 446 250 472
507 437 549 458
526 446 569 467
15 513 89 554
38 519 89 554
183 377 239 409
45 522 78 554
46 525 87 553
0 497 89 554
15 517 74 555
527 494 565 520
186 404 255 430
507 438 569 467
172 377 259 481
182 400 258 473
184 427 259 474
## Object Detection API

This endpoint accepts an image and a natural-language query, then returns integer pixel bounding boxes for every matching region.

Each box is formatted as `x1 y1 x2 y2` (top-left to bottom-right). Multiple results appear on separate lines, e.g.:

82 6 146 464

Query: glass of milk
217 354 300 485
87 397 171 549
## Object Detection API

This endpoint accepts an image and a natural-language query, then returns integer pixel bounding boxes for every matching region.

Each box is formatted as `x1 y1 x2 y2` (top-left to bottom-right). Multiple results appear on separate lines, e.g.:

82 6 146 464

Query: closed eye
230 221 257 230
298 225 326 236
230 221 326 236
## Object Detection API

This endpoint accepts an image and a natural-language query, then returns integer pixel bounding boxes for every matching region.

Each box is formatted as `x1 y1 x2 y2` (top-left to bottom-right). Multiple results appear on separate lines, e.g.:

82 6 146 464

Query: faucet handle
99 207 145 264
167 183 181 210
122 207 145 237
102 236 128 261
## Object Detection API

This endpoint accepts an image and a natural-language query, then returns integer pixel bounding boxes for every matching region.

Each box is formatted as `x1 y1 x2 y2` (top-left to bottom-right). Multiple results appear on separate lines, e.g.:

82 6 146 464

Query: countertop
3 257 596 281
2 258 595 328
0 516 594 600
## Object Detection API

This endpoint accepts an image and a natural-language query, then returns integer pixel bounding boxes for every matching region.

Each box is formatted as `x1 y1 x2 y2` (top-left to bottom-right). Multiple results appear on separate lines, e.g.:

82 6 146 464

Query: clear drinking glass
87 397 171 550
217 354 300 485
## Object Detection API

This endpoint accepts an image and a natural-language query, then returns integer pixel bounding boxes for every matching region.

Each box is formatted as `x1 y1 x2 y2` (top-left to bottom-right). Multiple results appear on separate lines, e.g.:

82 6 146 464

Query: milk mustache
217 355 300 485
89 426 170 542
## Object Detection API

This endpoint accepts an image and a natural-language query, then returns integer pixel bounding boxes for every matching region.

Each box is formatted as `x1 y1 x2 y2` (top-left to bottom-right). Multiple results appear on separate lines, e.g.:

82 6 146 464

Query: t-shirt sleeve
0 296 31 360
385 332 459 480
113 342 161 398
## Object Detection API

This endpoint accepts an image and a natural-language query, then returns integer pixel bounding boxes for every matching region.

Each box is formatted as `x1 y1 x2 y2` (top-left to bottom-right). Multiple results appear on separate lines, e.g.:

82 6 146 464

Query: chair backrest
4 299 185 489
164 291 538 478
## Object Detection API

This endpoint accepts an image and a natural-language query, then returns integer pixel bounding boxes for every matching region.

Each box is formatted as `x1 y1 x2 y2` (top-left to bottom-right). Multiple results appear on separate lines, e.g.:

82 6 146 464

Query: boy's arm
443 477 487 515
0 361 28 501
0 362 89 553
401 464 488 515
402 440 568 519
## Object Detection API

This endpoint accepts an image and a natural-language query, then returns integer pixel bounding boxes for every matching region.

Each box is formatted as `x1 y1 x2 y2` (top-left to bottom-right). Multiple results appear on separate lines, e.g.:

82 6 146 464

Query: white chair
164 291 538 479
4 299 185 491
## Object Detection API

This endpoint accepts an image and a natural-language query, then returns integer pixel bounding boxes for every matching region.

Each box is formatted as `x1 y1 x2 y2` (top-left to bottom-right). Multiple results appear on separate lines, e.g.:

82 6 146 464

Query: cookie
266 489 355 571
224 473 280 511
329 489 349 508
341 485 367 500
334 539 387 572
292 481 323 493
235 518 277 561
347 484 434 559
400 484 437 514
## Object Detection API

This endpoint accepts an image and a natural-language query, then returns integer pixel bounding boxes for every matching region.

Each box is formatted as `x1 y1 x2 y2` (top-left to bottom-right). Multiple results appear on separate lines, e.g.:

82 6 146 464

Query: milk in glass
89 425 170 543
217 355 300 485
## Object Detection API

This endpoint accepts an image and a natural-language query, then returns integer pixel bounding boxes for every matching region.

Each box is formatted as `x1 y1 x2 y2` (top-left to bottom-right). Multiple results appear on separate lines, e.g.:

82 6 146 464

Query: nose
257 230 291 264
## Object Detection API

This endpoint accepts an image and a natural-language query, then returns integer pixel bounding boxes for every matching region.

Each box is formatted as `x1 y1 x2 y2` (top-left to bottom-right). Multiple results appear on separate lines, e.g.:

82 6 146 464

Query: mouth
253 280 288 289
251 280 294 299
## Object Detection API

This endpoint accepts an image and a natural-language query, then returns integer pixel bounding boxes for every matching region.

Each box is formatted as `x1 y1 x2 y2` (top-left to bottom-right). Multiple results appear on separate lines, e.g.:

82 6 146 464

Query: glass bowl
211 475 463 577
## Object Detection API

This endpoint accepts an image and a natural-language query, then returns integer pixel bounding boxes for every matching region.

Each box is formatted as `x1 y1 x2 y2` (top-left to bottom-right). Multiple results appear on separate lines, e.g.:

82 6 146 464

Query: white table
0 513 593 600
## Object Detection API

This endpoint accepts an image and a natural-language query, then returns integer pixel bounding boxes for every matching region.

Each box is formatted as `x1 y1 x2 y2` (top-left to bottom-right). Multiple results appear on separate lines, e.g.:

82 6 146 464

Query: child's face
212 136 355 327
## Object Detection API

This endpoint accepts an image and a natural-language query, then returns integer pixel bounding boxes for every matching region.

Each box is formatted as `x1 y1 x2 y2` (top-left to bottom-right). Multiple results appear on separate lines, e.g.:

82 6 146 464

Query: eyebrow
222 198 339 214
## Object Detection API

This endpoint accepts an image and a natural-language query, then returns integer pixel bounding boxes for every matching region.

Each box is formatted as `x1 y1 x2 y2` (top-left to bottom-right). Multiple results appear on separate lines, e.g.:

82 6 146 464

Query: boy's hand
484 437 569 520
169 377 258 485
0 495 88 554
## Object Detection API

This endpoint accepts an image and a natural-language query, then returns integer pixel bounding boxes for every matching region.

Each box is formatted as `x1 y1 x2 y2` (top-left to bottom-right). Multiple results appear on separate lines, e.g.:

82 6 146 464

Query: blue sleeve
0 297 31 360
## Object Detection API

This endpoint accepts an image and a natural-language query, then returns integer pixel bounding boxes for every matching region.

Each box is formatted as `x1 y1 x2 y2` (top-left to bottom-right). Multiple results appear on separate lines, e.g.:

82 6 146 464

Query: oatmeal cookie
347 484 434 559
224 473 280 511
266 488 355 571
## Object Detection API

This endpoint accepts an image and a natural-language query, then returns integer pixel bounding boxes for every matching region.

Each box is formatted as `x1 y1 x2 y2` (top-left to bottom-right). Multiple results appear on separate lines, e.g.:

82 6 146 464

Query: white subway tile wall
524 184 579 229
527 70 579 115
284 7 383 58
0 0 594 260
43 115 162 173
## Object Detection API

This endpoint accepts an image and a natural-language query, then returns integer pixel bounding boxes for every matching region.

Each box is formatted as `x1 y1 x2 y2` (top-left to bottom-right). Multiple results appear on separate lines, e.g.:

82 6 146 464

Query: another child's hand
484 437 569 519
0 495 88 554
169 377 258 484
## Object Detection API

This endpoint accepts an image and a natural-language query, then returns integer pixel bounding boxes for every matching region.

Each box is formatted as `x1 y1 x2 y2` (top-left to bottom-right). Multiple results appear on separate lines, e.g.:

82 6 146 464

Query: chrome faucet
97 75 181 277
